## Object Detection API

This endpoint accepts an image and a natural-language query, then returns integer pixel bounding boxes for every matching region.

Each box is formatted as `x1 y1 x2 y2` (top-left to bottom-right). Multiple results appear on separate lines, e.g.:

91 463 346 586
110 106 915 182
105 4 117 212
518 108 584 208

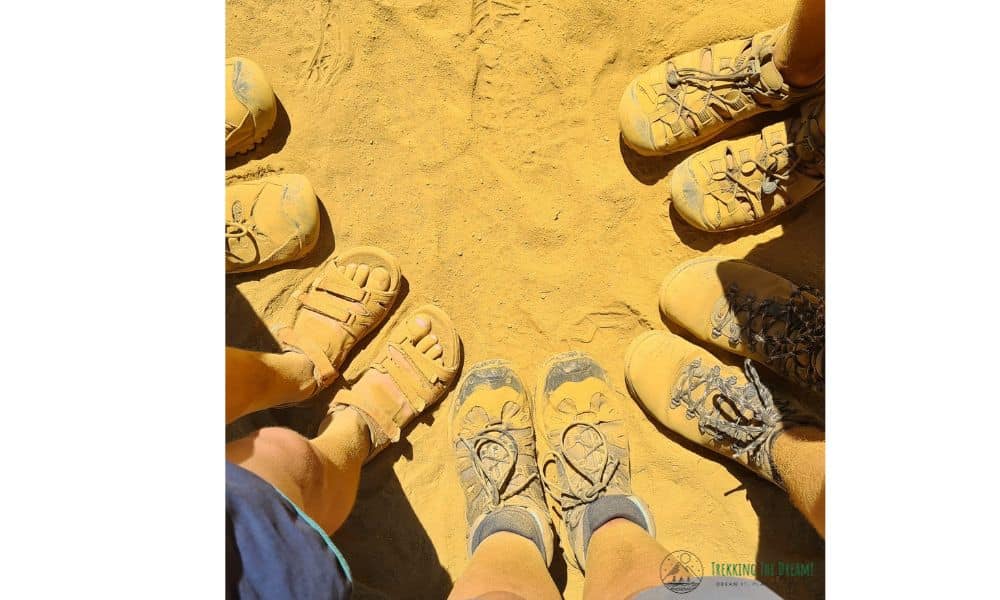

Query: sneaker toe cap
669 161 714 231
227 57 277 134
272 174 320 242
618 81 658 155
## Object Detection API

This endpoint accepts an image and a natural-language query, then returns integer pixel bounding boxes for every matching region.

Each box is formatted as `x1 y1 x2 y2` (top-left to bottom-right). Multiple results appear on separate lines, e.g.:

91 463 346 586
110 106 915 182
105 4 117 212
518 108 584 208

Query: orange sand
226 0 825 597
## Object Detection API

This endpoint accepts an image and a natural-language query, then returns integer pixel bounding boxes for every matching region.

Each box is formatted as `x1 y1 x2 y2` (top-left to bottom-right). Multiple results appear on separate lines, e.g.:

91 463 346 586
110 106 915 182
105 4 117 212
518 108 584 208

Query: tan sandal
332 304 462 458
275 246 402 393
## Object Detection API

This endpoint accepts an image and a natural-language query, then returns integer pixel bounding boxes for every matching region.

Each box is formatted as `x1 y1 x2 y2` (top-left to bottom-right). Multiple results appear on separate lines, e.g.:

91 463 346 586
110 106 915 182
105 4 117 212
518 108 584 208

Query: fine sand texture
226 0 825 597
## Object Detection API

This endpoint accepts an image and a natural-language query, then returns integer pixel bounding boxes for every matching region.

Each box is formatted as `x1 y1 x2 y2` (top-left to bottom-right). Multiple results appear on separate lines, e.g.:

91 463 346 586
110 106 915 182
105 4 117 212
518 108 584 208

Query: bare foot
323 306 461 458
277 246 402 395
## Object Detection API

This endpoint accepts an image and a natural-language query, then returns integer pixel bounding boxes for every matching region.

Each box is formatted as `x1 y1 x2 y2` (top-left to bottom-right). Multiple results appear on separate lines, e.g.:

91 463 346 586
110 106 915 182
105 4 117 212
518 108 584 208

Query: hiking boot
225 174 320 274
226 57 277 157
671 96 824 232
658 257 824 393
534 352 655 571
618 26 823 156
451 360 555 564
625 330 818 489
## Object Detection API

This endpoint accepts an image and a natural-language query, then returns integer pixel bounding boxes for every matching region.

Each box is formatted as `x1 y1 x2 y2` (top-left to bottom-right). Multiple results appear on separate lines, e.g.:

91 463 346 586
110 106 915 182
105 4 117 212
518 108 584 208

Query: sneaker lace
656 43 784 129
540 417 621 512
671 358 808 487
712 284 824 390
225 201 269 262
716 99 825 214
458 423 538 511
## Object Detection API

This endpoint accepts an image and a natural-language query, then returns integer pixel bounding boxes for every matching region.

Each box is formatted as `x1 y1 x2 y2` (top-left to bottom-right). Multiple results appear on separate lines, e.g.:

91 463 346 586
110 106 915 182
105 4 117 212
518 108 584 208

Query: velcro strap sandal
275 246 401 393
331 304 461 459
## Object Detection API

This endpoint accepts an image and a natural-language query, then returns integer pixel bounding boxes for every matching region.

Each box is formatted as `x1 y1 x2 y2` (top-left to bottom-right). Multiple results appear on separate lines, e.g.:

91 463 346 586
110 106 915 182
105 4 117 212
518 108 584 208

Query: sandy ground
226 0 825 597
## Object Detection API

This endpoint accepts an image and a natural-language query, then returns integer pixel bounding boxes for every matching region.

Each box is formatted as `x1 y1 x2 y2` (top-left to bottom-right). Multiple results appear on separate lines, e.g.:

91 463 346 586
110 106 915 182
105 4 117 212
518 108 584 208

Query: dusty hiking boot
625 330 817 489
330 304 462 459
618 26 822 156
225 174 320 274
660 257 824 393
226 57 277 157
534 352 655 571
670 96 825 231
451 360 555 564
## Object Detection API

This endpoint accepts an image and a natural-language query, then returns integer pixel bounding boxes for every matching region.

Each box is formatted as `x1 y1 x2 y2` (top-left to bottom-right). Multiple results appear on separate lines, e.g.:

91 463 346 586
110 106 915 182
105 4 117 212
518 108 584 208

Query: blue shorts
226 462 352 599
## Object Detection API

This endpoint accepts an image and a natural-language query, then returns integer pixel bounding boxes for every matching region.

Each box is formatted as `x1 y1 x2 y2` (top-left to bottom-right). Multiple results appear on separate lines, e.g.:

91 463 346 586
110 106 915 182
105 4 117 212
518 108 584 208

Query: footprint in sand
471 0 529 42
302 0 353 87
469 1 531 128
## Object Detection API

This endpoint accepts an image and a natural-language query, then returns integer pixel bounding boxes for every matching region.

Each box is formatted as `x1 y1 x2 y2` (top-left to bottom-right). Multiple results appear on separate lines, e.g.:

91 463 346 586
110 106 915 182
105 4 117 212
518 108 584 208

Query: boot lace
711 283 824 391
225 201 268 263
671 358 807 487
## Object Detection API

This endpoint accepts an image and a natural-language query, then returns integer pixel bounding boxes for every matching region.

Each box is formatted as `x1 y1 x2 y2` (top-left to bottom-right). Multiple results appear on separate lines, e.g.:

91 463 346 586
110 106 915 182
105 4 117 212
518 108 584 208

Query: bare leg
226 253 398 425
773 426 825 537
448 532 561 600
226 346 315 424
773 0 825 87
225 388 371 534
225 309 455 533
581 519 673 600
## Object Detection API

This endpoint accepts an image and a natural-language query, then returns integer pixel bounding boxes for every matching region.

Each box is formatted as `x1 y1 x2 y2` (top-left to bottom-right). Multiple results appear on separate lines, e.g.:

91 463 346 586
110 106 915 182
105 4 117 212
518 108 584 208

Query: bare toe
369 267 391 292
344 263 358 280
354 263 371 287
427 343 443 361
408 316 432 341
416 333 438 353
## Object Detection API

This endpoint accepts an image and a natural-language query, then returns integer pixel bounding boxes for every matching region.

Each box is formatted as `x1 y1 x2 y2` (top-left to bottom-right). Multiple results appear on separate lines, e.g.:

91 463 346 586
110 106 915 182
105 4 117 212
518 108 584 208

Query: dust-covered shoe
275 246 402 393
659 257 824 393
625 330 817 489
618 26 822 156
670 96 824 231
225 174 320 274
534 352 655 571
226 57 277 157
451 360 555 564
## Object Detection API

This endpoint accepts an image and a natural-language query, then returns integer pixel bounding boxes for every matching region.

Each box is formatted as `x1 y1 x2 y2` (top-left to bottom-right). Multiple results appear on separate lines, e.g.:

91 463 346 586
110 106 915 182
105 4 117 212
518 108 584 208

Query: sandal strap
297 290 354 323
275 327 339 389
381 339 454 388
382 349 434 413
333 340 457 458
314 270 367 302
332 382 407 445
314 268 398 305
297 269 398 329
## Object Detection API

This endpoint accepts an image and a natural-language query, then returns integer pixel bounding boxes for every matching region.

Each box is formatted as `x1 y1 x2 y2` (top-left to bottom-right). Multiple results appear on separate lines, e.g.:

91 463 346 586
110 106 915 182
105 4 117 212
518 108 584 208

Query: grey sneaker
450 360 554 564
533 352 655 571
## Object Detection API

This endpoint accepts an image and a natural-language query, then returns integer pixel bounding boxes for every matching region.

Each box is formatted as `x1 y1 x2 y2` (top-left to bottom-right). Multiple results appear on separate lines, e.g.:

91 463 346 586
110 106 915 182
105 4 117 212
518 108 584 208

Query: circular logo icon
660 549 703 594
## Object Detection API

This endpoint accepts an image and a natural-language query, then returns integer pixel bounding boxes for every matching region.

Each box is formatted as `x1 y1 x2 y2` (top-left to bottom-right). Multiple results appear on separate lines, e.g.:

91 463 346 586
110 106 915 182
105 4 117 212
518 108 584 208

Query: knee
247 427 325 487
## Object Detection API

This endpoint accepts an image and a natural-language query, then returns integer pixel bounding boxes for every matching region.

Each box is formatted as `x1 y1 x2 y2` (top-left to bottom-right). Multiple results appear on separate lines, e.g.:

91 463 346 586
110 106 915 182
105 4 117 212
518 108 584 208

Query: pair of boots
626 256 823 492
618 26 825 232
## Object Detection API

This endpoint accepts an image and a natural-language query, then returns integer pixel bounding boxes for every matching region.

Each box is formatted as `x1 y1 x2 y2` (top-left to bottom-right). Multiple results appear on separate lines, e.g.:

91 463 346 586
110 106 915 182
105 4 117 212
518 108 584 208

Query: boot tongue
758 60 785 92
